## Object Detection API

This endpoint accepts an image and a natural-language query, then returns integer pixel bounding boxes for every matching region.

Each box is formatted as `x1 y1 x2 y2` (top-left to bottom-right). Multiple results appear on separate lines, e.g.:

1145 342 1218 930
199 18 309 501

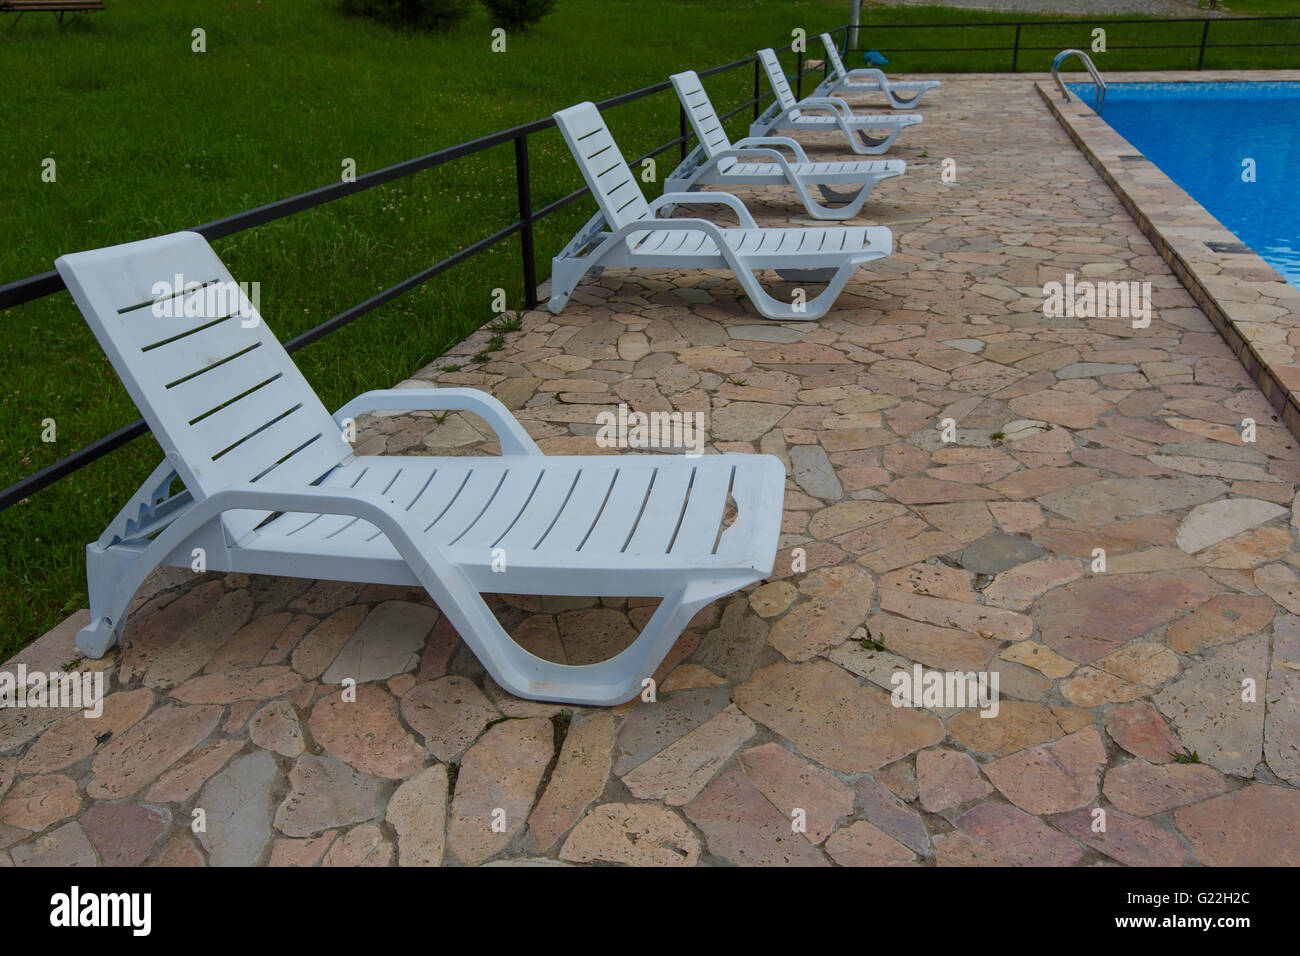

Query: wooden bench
2 0 105 27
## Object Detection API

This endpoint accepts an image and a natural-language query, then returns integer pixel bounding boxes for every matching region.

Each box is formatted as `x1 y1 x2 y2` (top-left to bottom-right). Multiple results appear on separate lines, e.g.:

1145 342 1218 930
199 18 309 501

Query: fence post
796 48 804 99
753 57 761 119
513 134 538 311
679 105 688 164
1197 20 1210 70
1011 22 1022 73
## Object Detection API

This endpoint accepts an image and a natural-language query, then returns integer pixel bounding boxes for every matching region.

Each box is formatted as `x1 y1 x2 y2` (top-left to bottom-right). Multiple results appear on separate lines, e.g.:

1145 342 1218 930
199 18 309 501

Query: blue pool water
1069 81 1300 288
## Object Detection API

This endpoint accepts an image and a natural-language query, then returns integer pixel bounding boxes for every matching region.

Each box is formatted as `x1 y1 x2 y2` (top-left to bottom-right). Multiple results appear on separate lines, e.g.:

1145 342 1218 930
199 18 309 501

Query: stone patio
3 73 1300 867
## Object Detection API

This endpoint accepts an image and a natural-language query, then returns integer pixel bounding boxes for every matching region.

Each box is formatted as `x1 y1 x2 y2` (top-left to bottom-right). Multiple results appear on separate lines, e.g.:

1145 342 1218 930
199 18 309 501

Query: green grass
1 0 1298 656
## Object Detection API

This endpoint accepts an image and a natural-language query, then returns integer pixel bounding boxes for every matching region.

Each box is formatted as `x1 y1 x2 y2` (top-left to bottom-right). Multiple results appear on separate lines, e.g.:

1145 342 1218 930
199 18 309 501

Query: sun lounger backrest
553 102 653 231
670 71 732 159
820 34 848 81
758 48 798 112
55 232 351 541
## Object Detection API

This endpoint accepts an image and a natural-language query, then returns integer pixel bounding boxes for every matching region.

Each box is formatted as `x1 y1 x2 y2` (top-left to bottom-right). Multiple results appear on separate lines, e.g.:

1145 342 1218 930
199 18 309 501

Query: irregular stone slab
143 588 254 688
879 590 1033 642
169 665 302 704
448 717 553 866
1255 562 1300 614
88 704 223 800
386 763 448 867
735 661 944 774
18 688 153 775
1061 667 1145 707
400 676 499 762
1175 784 1300 866
622 705 755 805
999 642 1076 679
983 558 1082 612
1057 362 1139 379
1035 570 1220 664
711 402 789 441
934 831 1008 867
870 614 997 672
1154 635 1267 777
959 533 1045 574
956 802 1084 866
1166 594 1274 655
824 820 916 866
1038 476 1226 526
0 774 79 832
1102 760 1231 816
1049 806 1186 867
321 822 392 866
1096 641 1181 687
274 754 383 838
248 700 306 758
613 687 731 776
0 703 65 756
1265 615 1300 784
738 743 855 845
321 601 437 685
560 803 700 866
528 713 613 852
982 728 1106 814
196 750 278 867
291 605 370 680
145 739 246 804
8 821 97 867
683 764 828 866
729 324 804 343
81 803 171 867
946 701 1071 756
269 831 336 867
879 562 977 602
308 685 426 780
768 566 874 661
809 500 907 541
748 581 798 618
1175 498 1285 554
789 444 844 500
916 748 992 812
1104 702 1182 764
854 775 930 854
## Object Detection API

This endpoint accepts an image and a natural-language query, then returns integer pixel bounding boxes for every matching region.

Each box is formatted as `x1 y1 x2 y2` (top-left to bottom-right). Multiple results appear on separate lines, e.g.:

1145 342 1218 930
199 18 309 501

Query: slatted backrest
670 71 733 160
758 48 798 112
820 33 848 81
553 102 652 231
55 231 350 542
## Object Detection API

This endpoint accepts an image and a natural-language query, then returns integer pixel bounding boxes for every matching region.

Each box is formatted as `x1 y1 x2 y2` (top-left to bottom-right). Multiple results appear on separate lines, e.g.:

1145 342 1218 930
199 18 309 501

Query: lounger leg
79 543 150 657
849 127 900 154
547 260 588 314
738 261 860 321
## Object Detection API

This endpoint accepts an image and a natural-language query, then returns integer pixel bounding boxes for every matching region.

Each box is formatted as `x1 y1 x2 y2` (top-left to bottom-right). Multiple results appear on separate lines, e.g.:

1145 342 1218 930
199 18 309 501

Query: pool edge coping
1036 77 1300 441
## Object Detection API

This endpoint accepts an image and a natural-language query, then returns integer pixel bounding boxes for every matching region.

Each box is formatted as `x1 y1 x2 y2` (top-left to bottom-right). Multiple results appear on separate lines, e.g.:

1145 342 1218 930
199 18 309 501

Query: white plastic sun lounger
667 70 905 221
750 48 922 154
54 232 786 705
814 33 941 108
549 101 892 320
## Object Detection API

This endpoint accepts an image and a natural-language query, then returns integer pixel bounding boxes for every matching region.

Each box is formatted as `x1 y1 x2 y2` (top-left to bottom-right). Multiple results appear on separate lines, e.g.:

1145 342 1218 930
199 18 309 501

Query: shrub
481 0 557 30
338 0 474 32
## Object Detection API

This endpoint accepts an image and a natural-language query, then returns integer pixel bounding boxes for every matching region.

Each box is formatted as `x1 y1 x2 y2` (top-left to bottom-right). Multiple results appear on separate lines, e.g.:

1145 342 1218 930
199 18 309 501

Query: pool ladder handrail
1052 48 1105 113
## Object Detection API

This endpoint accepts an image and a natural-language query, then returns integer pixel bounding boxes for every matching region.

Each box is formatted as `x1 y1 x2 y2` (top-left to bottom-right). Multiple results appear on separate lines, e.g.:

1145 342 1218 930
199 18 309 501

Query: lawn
1 0 1298 656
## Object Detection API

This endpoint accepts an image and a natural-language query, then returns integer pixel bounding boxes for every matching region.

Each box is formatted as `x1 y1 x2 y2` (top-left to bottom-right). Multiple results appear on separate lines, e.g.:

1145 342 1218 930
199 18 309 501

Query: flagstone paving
4 73 1300 866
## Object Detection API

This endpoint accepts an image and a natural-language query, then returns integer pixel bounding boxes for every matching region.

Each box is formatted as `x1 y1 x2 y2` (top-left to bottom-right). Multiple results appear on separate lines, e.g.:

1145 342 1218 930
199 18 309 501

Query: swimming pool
1069 81 1300 289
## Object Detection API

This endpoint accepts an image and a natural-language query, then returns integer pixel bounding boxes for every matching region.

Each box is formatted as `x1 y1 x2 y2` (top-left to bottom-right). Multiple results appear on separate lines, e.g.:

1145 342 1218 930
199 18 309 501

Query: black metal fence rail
857 15 1300 73
0 27 844 512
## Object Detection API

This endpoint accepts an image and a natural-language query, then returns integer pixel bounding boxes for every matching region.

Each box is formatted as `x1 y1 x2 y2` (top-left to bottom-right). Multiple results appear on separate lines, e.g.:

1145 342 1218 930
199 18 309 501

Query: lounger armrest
731 136 810 162
844 67 888 83
333 388 542 456
649 192 757 228
796 95 853 116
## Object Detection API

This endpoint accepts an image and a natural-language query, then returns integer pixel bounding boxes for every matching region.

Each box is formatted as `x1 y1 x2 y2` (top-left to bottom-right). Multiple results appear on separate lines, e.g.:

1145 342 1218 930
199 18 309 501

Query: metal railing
854 16 1300 73
0 27 843 512
1053 49 1105 111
